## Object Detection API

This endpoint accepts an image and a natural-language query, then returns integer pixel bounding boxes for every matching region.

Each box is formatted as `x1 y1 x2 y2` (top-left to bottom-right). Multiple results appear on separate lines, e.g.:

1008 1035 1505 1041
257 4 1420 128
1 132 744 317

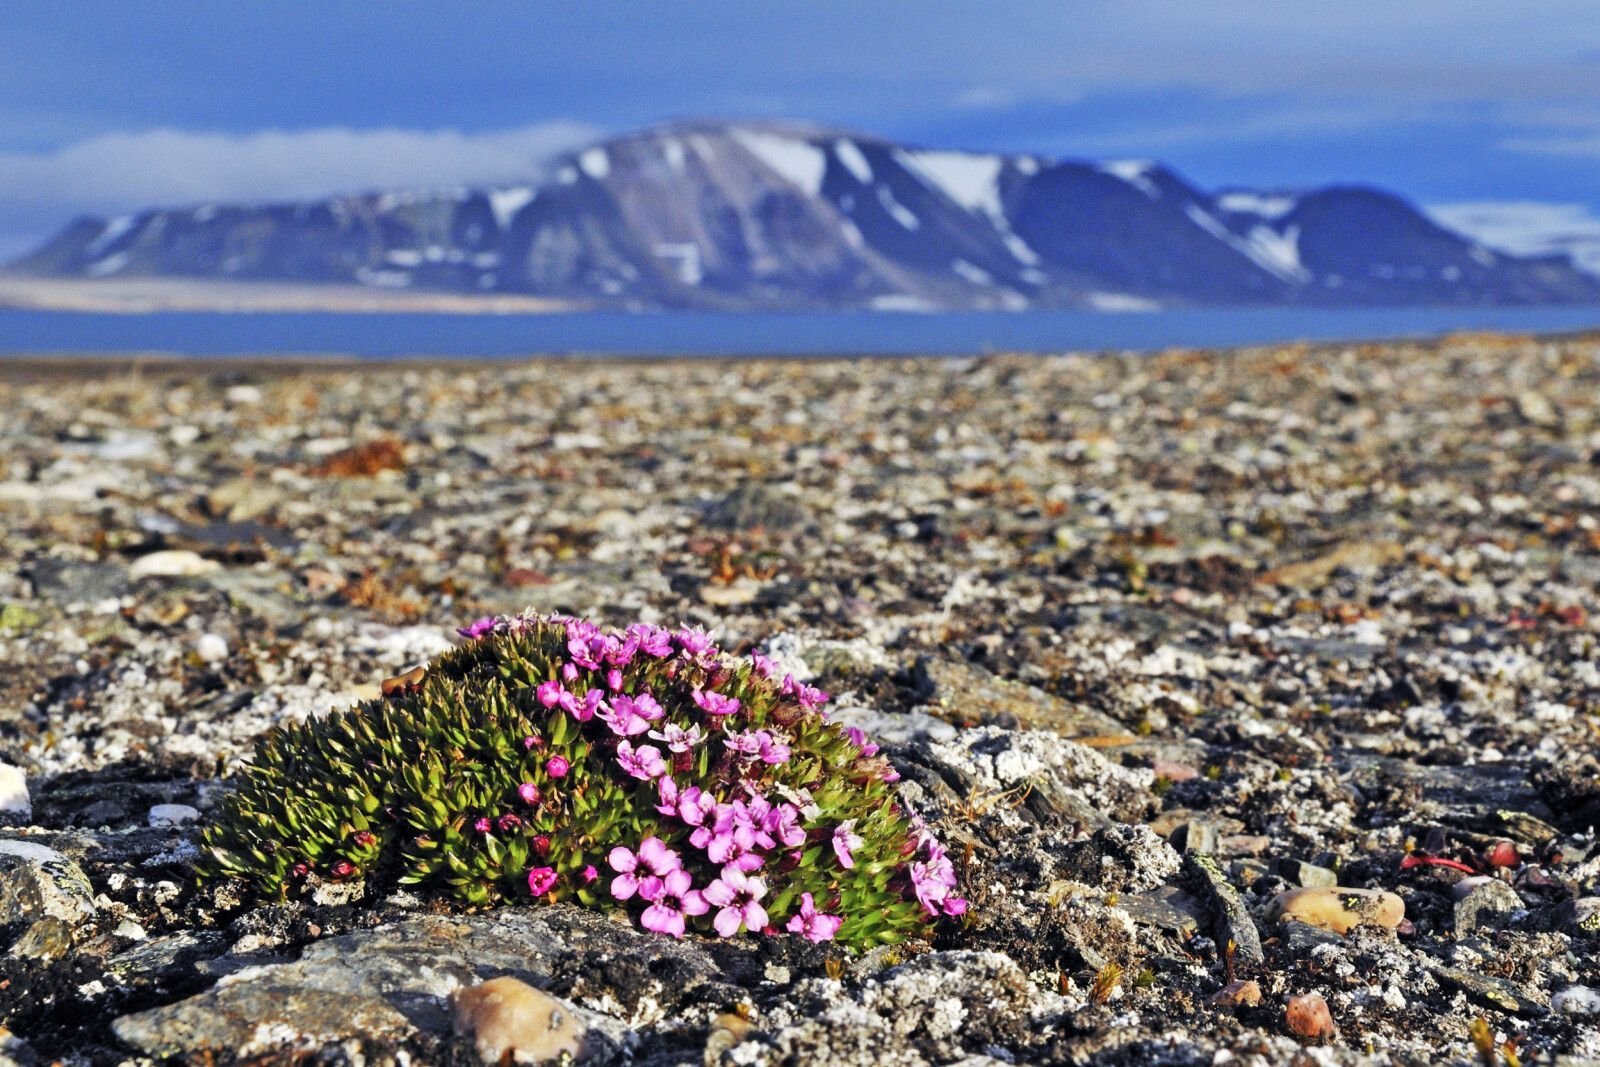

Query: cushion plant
200 613 965 948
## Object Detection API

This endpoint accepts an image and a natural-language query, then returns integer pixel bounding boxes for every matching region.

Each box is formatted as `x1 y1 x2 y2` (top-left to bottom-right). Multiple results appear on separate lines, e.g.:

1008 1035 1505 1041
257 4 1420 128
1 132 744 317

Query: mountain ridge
12 120 1600 310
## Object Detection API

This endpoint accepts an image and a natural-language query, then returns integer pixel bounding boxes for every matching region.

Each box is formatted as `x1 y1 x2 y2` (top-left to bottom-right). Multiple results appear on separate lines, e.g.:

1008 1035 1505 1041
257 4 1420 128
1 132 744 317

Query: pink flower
781 675 829 710
749 651 779 677
527 866 557 896
599 694 661 736
330 860 357 880
606 668 624 690
627 623 674 657
497 813 522 832
786 892 843 943
567 632 604 670
522 735 543 750
545 756 570 779
703 868 769 937
678 786 717 828
832 820 863 869
724 730 764 759
561 662 579 682
517 782 541 806
473 817 492 833
843 726 880 757
656 776 681 816
536 679 567 708
942 896 969 916
693 688 741 717
639 868 708 938
757 732 791 765
457 616 498 639
675 625 718 661
649 722 704 753
764 803 807 848
579 864 599 885
617 740 667 780
909 846 960 917
608 836 682 901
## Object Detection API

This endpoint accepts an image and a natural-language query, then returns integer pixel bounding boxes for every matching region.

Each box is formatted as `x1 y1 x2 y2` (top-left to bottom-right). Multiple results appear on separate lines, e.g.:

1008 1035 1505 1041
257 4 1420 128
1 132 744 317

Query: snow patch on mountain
732 130 827 197
87 215 136 257
1101 161 1160 199
1185 204 1308 284
578 147 610 180
897 150 1005 218
834 140 872 183
488 187 535 229
876 185 920 230
1216 192 1297 219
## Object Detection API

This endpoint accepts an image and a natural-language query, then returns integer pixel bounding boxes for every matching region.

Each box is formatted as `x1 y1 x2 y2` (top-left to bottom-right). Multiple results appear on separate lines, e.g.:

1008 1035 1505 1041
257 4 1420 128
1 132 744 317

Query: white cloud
1428 200 1600 276
0 121 599 260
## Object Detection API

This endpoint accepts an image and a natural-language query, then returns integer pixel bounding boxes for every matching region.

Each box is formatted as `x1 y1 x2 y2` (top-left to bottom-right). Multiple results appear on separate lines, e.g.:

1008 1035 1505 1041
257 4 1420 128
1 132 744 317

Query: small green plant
200 613 965 948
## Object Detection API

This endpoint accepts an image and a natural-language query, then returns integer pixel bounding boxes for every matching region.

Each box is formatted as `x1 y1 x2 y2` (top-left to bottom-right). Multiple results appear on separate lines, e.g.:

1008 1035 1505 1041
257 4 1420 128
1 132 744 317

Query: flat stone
112 908 709 1061
22 558 130 604
1184 852 1263 965
1431 964 1548 1018
1120 886 1206 939
913 657 1131 740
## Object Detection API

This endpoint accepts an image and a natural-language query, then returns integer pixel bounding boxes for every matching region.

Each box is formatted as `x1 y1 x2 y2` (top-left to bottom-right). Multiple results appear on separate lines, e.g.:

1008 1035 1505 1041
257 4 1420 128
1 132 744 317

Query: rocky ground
1 334 1599 1066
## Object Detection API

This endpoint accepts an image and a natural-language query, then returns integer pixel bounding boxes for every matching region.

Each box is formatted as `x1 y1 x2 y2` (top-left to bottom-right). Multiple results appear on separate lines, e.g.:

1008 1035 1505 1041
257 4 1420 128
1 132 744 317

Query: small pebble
1209 979 1263 1008
1266 886 1404 935
1284 993 1335 1041
148 804 201 827
1553 985 1600 1016
453 976 585 1065
129 550 219 580
194 632 229 664
0 763 29 818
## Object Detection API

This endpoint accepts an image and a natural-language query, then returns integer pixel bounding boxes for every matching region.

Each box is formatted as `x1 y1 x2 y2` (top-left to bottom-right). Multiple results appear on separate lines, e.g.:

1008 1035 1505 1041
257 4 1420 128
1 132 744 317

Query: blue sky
2 1 1599 260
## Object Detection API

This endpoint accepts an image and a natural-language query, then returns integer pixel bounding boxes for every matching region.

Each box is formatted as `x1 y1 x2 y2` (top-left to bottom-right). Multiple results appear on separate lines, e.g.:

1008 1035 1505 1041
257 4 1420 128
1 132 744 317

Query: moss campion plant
200 613 965 948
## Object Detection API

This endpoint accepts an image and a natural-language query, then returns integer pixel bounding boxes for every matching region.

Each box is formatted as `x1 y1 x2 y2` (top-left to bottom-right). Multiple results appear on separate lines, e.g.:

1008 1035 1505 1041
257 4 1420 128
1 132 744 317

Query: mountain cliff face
13 122 1600 310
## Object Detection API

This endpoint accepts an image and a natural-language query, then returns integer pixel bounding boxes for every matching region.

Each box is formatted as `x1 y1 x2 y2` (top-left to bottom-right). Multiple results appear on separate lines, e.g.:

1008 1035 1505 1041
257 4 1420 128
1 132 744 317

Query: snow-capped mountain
12 122 1600 310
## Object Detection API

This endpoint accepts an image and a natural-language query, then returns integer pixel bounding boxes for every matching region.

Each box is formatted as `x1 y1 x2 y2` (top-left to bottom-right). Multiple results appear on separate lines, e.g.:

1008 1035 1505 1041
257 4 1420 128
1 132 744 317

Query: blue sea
0 306 1598 358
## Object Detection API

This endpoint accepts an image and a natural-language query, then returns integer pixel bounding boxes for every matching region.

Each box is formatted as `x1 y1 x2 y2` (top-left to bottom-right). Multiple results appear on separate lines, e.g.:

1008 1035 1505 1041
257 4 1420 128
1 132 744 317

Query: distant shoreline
0 274 580 314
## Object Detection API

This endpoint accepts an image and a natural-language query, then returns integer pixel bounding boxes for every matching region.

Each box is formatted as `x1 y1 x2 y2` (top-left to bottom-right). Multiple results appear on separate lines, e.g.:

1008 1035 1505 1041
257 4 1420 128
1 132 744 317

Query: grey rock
1454 879 1523 936
1555 896 1600 935
112 907 723 1061
1183 851 1263 965
1119 886 1206 939
913 657 1129 740
0 839 97 962
1274 859 1338 888
1430 963 1549 1017
22 558 130 604
1168 820 1219 855
701 483 810 532
1279 919 1347 954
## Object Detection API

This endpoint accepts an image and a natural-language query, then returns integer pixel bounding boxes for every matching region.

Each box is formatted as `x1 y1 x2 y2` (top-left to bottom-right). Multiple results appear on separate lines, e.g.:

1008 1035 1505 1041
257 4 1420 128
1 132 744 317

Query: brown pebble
1266 886 1404 935
704 1012 755 1066
1209 979 1263 1008
453 976 585 1065
1285 993 1335 1041
381 664 427 696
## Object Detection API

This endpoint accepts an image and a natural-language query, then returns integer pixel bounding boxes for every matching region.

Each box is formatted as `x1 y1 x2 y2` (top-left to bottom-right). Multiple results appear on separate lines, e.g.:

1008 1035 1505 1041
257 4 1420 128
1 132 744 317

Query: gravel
1 333 1599 1064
